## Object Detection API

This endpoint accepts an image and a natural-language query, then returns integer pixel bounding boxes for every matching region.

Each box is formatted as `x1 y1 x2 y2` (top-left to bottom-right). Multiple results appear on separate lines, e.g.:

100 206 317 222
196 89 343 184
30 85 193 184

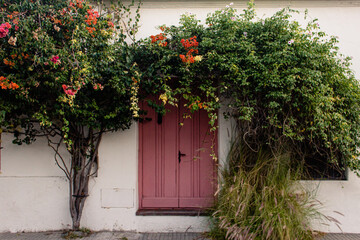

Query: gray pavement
0 231 360 240
0 232 209 240
318 234 360 240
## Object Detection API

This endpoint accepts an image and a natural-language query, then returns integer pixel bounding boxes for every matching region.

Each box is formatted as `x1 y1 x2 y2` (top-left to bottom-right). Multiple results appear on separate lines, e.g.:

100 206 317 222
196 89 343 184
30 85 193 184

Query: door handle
178 151 186 163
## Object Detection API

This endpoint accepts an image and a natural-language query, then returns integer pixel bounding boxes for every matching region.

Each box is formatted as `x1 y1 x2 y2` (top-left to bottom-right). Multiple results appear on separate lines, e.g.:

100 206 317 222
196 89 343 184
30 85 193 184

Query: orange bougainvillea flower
158 42 168 47
0 76 19 90
150 33 168 47
179 54 195 63
3 58 15 68
181 36 198 49
85 9 99 26
21 53 30 59
187 100 207 110
159 26 170 32
75 0 83 8
150 33 166 43
179 36 199 64
9 82 19 89
86 26 96 35
179 54 186 62
0 78 7 89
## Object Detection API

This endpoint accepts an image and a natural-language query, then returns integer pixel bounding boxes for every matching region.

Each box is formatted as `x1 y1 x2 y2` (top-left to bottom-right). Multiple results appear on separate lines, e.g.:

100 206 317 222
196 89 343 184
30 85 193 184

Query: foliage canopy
136 2 360 174
1 0 141 141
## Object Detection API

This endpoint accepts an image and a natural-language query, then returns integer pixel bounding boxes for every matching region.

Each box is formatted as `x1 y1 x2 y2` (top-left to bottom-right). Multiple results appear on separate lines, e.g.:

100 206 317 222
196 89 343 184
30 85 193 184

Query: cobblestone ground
0 232 359 240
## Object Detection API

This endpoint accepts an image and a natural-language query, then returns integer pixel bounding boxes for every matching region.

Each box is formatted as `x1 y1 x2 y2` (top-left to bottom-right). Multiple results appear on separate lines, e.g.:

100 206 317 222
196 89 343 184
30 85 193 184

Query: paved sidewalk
318 234 360 240
1 231 360 240
0 232 209 240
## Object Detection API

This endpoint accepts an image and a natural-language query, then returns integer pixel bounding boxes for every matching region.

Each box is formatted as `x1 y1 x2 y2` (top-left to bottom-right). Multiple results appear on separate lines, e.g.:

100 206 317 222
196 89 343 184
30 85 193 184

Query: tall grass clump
210 136 322 240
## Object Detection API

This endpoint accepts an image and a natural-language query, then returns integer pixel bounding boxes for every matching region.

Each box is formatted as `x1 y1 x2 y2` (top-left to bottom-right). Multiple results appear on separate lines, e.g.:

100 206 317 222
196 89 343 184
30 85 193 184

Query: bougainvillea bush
136 2 360 175
0 0 140 229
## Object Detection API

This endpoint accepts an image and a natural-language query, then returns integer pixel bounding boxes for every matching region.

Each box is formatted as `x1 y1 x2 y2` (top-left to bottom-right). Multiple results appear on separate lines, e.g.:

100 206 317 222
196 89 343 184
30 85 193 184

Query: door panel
139 100 217 210
179 104 216 208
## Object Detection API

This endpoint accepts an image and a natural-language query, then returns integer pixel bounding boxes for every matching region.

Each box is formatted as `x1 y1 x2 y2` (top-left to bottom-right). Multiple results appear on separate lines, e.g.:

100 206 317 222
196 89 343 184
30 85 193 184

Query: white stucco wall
1 0 360 233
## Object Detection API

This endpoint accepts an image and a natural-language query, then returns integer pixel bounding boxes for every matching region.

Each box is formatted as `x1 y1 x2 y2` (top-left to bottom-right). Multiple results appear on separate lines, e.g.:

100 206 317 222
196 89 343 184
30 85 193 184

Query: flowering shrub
136 2 360 174
0 0 141 230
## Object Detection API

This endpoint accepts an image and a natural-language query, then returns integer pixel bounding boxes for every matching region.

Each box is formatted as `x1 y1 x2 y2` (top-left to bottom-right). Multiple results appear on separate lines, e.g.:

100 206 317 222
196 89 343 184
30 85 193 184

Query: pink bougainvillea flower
0 28 8 38
0 22 11 38
93 83 104 90
108 21 114 28
50 55 60 64
62 84 78 96
65 89 76 95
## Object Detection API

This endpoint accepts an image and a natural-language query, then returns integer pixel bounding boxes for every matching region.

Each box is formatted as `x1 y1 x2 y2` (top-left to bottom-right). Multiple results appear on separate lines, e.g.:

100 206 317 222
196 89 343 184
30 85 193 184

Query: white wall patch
101 188 134 208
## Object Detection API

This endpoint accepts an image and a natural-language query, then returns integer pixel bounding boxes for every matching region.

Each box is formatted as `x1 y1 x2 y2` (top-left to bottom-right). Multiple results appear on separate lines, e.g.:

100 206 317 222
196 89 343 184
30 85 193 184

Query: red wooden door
139 100 217 210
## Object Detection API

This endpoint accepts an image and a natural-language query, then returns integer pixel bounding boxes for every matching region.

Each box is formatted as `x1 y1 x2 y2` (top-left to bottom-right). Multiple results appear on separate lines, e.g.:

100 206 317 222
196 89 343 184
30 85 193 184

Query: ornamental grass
209 135 323 240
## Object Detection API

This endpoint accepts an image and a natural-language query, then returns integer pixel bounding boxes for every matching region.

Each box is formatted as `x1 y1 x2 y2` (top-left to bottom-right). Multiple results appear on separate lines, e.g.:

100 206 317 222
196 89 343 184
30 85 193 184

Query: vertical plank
192 111 200 198
141 102 157 199
178 102 193 199
162 105 178 199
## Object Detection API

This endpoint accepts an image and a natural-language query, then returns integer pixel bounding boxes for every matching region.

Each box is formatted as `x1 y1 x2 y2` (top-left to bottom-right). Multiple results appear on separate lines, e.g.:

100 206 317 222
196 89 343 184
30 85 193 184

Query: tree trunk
67 127 103 230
